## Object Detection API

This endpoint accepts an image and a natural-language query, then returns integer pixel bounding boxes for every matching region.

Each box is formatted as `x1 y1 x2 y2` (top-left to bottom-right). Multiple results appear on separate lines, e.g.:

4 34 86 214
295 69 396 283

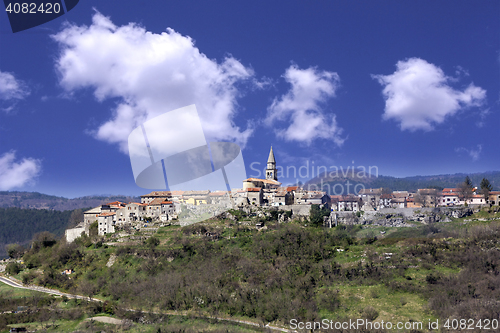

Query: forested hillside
305 171 500 194
0 208 81 258
0 192 139 211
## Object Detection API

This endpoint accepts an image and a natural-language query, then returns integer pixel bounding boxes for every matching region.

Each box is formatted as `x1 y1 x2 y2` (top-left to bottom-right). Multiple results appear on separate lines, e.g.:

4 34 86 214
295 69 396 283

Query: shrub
89 221 98 237
147 236 160 247
31 231 57 250
5 262 22 275
6 243 24 259
21 270 37 284
362 306 379 320
369 289 379 299
318 289 340 312
426 273 440 285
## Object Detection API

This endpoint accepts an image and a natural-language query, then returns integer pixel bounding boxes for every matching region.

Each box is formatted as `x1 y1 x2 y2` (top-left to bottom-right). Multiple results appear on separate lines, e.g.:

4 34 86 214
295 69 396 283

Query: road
0 275 292 332
0 276 100 301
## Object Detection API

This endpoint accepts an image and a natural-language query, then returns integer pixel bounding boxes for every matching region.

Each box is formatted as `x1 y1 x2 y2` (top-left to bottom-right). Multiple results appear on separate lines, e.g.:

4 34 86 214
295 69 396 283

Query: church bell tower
266 146 278 181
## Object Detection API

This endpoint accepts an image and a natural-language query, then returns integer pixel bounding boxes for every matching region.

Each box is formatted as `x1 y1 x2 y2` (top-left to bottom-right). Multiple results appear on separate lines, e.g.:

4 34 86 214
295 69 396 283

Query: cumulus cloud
266 65 345 146
373 58 487 131
0 70 30 112
52 12 255 153
0 151 41 190
455 144 482 161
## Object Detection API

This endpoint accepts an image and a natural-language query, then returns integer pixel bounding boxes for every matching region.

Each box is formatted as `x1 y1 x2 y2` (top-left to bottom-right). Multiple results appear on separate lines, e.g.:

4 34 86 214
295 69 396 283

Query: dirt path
0 274 292 332
86 316 123 325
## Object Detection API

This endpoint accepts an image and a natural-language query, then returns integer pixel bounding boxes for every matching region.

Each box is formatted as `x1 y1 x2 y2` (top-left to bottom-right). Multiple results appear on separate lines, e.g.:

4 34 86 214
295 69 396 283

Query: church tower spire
266 146 278 181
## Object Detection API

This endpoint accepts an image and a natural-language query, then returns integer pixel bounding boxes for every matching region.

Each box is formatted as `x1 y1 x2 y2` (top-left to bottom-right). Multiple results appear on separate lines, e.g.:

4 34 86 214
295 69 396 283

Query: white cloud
0 71 29 100
0 70 30 112
0 151 41 190
373 58 487 131
476 108 491 128
266 65 345 146
455 144 482 161
52 12 255 153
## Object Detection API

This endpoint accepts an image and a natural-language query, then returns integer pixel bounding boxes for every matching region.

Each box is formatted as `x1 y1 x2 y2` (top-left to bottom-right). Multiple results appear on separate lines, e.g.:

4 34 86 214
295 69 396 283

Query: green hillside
1 207 499 332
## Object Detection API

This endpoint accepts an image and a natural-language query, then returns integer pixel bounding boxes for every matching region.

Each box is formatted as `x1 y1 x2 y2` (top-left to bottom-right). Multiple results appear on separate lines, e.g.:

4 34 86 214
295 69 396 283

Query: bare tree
381 188 392 195
480 178 493 203
429 189 442 207
79 280 97 301
415 189 441 207
458 176 474 205
68 208 84 228
414 193 428 207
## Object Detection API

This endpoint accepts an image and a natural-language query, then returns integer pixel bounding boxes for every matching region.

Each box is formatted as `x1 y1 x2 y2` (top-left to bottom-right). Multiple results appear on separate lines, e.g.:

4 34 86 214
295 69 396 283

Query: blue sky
0 1 498 198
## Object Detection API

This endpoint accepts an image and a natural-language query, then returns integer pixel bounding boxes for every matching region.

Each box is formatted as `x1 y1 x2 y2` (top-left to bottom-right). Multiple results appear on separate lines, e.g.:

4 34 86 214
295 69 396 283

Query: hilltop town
66 147 500 241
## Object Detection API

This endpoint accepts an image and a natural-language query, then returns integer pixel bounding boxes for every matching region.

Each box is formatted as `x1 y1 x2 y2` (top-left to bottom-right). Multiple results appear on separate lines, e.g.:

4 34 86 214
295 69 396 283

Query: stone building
98 212 116 235
246 187 263 205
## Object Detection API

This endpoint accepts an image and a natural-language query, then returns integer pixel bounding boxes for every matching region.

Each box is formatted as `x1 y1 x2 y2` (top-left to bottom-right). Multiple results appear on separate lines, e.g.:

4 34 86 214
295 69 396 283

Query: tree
88 221 98 238
6 243 24 258
480 178 493 202
416 189 441 207
458 176 474 205
31 231 57 250
5 262 22 275
414 193 428 207
68 208 84 228
309 205 330 227
429 189 442 207
381 188 392 195
79 280 97 301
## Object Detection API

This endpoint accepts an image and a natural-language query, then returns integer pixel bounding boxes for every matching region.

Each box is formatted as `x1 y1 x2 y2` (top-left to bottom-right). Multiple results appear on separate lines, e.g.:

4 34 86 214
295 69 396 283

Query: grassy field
0 281 47 299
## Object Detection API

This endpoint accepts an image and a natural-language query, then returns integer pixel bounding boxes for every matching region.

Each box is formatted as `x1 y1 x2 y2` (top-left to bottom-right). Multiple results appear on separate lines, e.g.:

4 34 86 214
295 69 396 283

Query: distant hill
304 170 500 195
0 207 78 258
0 192 141 258
0 191 140 211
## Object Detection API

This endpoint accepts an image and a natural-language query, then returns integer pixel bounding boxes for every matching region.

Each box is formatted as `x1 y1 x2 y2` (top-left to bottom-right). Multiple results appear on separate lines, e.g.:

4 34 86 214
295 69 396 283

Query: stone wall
359 206 473 226
65 226 85 243
277 204 312 216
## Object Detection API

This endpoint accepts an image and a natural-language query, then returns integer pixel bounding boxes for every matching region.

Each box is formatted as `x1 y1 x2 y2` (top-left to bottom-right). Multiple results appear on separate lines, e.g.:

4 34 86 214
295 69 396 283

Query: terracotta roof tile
209 191 228 196
183 190 210 196
141 191 175 197
244 178 281 185
99 212 116 217
149 198 165 205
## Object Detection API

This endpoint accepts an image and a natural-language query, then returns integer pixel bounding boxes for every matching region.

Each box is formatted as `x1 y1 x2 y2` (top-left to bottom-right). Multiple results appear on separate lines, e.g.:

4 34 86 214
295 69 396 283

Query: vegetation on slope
2 207 500 332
